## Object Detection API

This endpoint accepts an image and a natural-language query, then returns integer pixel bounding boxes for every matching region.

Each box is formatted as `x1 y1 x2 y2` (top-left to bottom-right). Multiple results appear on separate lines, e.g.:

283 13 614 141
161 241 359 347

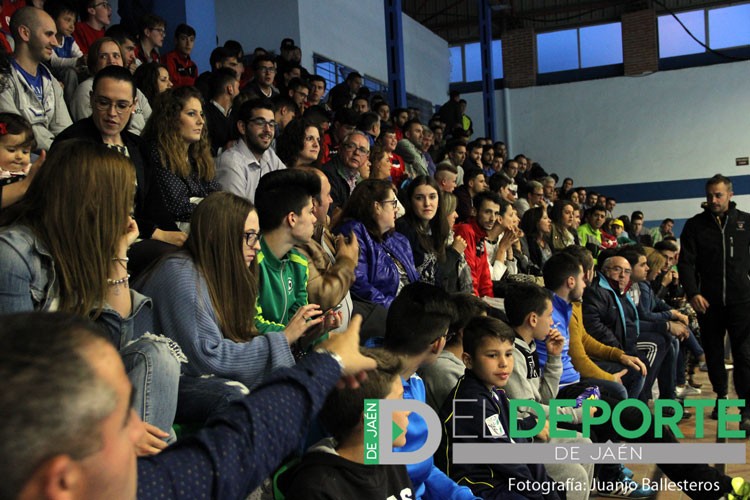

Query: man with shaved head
0 7 72 151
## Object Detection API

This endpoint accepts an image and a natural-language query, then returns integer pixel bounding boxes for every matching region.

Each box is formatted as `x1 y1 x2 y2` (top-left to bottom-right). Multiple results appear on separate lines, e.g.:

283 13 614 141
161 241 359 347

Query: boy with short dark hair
164 23 197 87
278 348 414 500
377 282 476 500
420 293 488 412
437 315 563 500
254 169 322 333
503 283 594 500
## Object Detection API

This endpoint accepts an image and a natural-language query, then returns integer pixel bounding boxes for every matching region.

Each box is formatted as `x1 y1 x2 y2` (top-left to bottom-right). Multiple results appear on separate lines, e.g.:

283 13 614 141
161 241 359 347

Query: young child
164 23 197 87
0 113 37 210
47 1 85 71
45 0 86 104
278 348 414 500
503 282 594 500
437 315 563 500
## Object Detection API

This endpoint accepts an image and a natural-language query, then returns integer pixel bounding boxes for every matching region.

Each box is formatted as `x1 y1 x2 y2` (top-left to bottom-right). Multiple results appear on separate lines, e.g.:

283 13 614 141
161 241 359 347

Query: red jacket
454 219 493 297
164 50 197 87
72 21 104 55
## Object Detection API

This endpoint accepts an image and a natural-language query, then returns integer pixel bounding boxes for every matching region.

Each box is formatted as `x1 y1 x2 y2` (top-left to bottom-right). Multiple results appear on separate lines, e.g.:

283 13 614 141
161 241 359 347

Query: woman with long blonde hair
142 86 220 232
0 140 180 455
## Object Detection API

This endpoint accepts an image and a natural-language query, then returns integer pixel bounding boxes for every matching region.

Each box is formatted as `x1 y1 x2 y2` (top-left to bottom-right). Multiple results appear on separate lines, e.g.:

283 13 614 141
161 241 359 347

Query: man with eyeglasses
73 0 111 55
322 130 370 214
513 179 543 218
54 65 188 272
246 53 279 99
582 255 649 401
216 99 286 203
0 7 72 151
134 13 165 65
286 77 309 116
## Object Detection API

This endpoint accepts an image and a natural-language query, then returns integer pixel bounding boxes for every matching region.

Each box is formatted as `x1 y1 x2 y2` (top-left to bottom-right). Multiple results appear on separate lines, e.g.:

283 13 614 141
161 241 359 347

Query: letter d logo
377 399 441 465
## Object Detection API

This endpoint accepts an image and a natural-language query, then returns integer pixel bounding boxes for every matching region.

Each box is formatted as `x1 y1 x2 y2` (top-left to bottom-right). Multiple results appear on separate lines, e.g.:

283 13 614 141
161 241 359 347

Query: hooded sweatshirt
280 438 414 500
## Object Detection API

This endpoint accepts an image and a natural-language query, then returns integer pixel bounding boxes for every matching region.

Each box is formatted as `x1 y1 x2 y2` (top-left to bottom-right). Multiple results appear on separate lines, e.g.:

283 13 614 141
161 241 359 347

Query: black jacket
436 369 563 500
678 202 750 306
279 440 414 500
53 118 177 237
582 273 638 355
322 156 356 213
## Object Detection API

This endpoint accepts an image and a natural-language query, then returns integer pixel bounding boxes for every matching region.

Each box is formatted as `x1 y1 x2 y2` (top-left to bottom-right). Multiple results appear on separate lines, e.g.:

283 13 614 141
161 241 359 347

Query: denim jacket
0 224 153 348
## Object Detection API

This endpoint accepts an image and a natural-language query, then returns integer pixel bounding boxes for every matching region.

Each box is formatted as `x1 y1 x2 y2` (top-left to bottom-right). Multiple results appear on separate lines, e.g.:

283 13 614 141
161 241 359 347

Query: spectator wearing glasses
216 99 285 202
137 192 320 412
333 179 418 313
245 53 278 99
134 13 165 65
71 37 152 135
276 118 321 169
54 65 185 277
514 179 544 218
142 86 220 232
73 0 111 55
582 256 648 399
286 77 309 117
323 130 370 213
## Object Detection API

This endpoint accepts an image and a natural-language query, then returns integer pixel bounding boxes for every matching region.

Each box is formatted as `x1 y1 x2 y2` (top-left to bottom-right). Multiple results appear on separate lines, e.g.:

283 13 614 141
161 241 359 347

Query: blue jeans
676 328 705 385
121 334 181 443
594 359 645 399
176 374 249 425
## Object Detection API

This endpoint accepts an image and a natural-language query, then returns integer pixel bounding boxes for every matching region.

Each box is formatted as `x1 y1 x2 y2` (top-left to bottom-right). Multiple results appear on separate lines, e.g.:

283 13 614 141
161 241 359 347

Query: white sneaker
676 384 701 398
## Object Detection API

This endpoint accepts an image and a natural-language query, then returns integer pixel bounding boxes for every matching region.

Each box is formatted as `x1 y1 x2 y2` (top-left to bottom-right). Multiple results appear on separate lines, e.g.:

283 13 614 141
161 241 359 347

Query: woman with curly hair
134 61 173 103
142 86 220 232
275 118 320 168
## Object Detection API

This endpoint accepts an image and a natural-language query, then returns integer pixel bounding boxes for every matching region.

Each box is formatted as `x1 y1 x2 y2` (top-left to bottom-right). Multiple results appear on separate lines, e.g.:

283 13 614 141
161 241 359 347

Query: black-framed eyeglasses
93 1 111 8
343 142 369 156
243 231 261 246
92 96 132 114
257 66 276 74
247 117 277 129
379 199 398 209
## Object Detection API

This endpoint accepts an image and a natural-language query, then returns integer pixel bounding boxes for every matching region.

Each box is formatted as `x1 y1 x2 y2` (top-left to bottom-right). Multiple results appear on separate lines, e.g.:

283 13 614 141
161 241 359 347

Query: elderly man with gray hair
322 130 371 213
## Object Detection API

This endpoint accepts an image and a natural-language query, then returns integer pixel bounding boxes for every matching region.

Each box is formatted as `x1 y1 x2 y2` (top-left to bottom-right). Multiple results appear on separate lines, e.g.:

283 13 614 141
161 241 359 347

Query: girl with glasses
137 192 323 423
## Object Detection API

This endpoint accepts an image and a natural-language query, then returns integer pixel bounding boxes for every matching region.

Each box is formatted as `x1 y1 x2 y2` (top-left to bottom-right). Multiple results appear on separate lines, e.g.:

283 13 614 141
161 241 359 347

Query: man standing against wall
679 174 750 431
